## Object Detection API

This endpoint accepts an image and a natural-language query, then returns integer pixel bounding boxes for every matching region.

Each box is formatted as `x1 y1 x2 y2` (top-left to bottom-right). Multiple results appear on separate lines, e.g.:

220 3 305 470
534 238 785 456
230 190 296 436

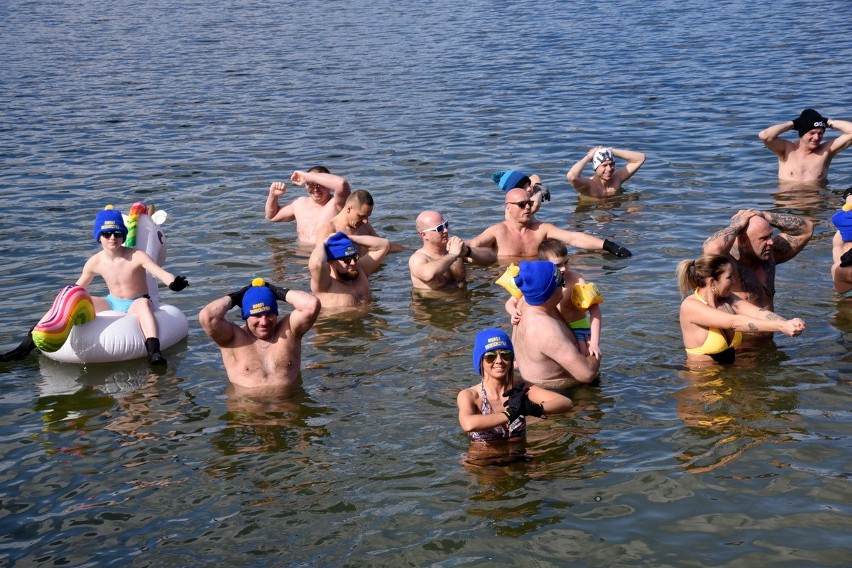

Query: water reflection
209 383 330 457
673 362 800 474
772 179 830 214
410 290 473 331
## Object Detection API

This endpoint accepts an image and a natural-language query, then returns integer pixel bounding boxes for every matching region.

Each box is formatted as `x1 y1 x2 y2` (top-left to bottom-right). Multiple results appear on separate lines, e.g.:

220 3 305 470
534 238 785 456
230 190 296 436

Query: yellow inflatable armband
571 282 603 310
495 263 522 298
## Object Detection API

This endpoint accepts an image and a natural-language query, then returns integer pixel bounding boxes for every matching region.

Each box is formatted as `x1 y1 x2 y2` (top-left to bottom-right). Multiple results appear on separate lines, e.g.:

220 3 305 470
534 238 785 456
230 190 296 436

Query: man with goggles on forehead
309 231 390 309
511 261 601 390
566 146 646 198
265 166 351 245
469 187 632 259
408 210 493 292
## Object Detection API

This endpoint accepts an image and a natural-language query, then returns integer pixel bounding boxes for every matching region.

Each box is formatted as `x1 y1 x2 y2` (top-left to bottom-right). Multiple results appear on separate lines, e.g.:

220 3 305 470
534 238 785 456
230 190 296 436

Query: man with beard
309 231 390 308
408 210 493 291
469 188 632 259
759 109 852 183
702 209 813 318
265 166 351 244
199 279 320 388
566 146 646 198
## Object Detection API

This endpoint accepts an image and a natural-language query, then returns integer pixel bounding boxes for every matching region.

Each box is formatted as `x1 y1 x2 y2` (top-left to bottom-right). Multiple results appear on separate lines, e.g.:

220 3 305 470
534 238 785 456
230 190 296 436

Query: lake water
1 0 851 566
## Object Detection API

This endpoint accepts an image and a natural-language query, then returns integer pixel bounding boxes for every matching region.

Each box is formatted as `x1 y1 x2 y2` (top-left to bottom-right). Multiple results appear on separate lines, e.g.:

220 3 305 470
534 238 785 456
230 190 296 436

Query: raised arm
308 238 333 293
612 148 646 182
349 233 390 276
282 289 321 337
265 182 296 222
827 118 852 157
566 147 597 193
702 209 757 257
544 225 604 251
198 295 239 347
762 211 814 264
292 170 351 209
758 119 795 156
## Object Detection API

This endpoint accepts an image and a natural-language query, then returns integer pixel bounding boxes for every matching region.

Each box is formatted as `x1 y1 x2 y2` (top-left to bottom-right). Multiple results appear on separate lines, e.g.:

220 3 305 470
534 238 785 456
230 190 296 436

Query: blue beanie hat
241 285 279 319
325 232 358 260
492 170 530 191
93 208 128 243
832 210 852 242
514 260 560 306
472 328 513 375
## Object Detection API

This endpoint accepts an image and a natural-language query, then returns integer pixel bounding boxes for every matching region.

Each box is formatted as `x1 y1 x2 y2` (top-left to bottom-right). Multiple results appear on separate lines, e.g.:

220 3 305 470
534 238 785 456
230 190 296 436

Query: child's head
538 238 569 274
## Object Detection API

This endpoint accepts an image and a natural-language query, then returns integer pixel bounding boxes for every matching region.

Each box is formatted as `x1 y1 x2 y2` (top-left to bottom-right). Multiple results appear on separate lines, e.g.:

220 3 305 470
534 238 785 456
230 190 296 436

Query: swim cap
831 210 852 242
795 108 827 137
592 148 615 170
93 207 128 243
325 232 358 260
472 328 513 375
514 260 560 306
241 284 279 319
492 170 530 191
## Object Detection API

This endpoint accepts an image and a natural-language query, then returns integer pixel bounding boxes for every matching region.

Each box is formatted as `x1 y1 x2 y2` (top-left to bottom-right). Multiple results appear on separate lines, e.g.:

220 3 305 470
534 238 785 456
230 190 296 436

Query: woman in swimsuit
457 328 573 443
677 254 805 364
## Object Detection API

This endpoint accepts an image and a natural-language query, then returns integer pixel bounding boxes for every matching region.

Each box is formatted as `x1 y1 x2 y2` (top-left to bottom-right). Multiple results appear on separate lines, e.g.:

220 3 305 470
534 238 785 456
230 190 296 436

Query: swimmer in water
677 254 805 364
491 169 551 215
759 108 852 183
566 145 646 198
457 328 573 443
265 166 351 244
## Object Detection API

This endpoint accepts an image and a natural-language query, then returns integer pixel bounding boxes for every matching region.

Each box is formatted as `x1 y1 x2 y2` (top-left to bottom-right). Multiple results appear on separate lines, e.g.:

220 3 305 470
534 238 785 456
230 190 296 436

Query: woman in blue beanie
457 328 573 443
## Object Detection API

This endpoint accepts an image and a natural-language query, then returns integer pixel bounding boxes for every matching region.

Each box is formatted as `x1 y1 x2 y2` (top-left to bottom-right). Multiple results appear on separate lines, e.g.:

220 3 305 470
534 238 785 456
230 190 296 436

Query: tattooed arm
763 211 814 264
731 298 805 336
702 209 758 257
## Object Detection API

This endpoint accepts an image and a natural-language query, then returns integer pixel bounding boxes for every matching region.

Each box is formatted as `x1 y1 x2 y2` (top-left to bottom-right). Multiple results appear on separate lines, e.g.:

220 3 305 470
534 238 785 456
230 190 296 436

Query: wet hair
538 238 568 260
308 165 330 174
676 254 731 298
346 189 374 207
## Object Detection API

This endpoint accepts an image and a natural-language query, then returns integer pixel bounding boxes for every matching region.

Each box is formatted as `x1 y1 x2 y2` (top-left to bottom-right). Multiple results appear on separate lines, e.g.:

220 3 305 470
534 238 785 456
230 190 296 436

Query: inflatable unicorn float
31 202 189 364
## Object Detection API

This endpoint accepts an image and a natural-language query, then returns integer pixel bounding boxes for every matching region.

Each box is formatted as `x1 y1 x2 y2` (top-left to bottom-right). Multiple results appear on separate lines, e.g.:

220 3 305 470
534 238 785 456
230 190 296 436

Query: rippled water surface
2 0 851 566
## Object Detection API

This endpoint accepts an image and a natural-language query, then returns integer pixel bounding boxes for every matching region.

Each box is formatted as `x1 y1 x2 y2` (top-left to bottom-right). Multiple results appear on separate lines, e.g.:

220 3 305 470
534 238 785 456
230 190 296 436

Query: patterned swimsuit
468 382 526 442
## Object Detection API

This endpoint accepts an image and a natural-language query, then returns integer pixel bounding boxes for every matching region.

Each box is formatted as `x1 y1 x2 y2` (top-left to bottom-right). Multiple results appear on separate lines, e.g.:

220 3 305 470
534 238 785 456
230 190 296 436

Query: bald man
408 210 494 291
469 188 632 259
702 209 813 312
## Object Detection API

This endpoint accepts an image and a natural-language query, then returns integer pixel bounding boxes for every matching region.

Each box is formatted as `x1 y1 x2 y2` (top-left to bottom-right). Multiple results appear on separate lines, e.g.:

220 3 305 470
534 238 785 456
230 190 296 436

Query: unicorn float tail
32 285 96 353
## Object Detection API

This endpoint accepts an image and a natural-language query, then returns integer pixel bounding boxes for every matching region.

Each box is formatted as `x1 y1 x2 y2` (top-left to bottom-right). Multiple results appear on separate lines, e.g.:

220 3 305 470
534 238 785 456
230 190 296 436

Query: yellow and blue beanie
241 284 279 319
93 207 128 243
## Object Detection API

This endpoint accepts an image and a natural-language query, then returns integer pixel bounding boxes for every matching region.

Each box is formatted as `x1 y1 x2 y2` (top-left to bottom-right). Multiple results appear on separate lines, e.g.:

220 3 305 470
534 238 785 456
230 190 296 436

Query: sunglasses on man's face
508 200 533 209
482 349 513 363
340 254 360 264
424 220 449 234
100 231 125 240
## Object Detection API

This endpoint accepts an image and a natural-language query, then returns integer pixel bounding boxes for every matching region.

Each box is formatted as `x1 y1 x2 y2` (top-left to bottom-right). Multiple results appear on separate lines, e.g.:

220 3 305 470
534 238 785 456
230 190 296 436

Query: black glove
603 238 632 258
520 397 546 418
841 248 852 268
227 285 252 308
532 183 551 202
168 276 189 291
502 386 529 423
264 282 290 302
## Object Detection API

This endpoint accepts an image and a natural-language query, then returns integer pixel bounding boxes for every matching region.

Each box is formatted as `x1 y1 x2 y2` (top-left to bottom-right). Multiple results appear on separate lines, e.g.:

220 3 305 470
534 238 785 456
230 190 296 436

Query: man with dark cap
566 146 646 197
510 260 601 390
309 231 390 308
199 278 320 389
759 108 852 182
830 188 852 298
